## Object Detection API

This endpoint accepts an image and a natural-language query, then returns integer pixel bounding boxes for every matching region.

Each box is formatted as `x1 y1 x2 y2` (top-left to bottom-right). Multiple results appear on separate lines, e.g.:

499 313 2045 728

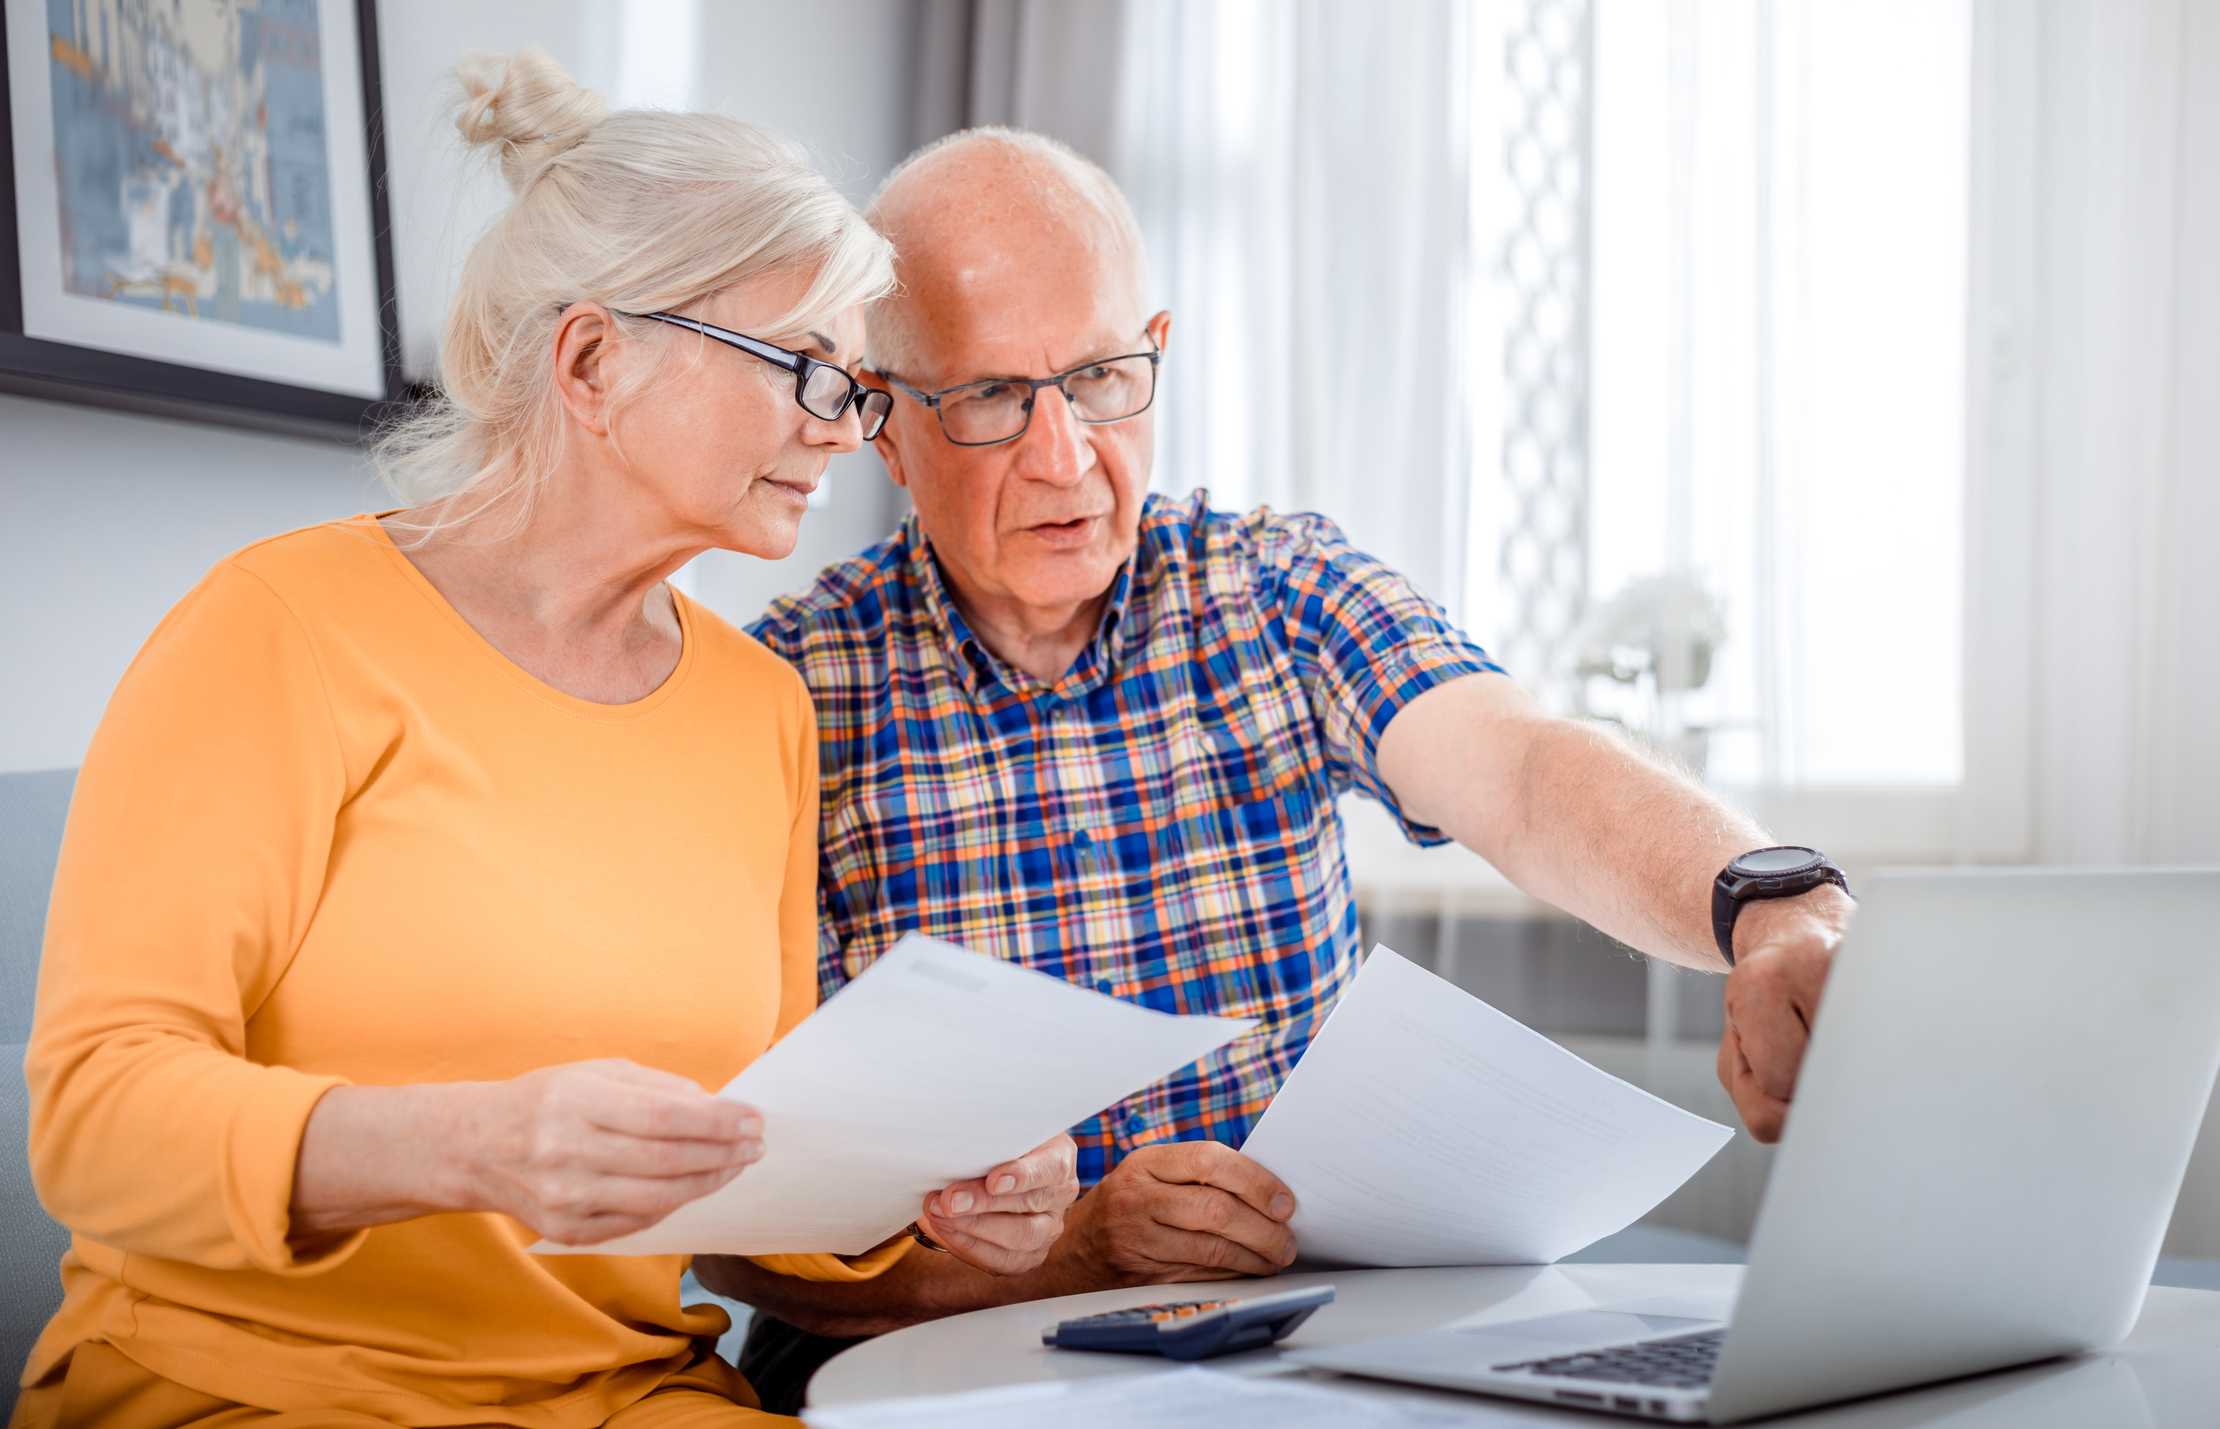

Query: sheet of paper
1239 946 1733 1268
535 933 1252 1256
802 1367 1500 1428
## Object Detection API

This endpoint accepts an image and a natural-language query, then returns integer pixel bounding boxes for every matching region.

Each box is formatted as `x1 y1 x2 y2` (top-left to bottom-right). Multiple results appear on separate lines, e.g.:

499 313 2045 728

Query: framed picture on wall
0 0 401 439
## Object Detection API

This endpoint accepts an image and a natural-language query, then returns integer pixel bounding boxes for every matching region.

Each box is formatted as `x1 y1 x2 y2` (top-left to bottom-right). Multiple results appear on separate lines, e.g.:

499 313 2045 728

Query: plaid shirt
750 490 1502 1185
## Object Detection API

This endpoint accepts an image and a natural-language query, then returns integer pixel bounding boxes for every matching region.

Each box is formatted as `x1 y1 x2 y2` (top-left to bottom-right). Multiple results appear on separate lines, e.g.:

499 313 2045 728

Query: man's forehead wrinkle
910 272 1130 379
896 229 1110 331
871 134 1145 380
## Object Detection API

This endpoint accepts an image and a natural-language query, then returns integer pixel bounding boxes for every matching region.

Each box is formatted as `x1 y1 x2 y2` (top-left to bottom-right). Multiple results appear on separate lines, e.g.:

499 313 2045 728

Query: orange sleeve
26 562 363 1276
748 1236 911 1283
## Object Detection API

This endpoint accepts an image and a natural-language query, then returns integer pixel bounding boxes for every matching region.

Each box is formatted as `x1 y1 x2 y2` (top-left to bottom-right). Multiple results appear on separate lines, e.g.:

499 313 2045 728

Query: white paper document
1240 946 1733 1267
535 934 1252 1256
802 1367 1499 1428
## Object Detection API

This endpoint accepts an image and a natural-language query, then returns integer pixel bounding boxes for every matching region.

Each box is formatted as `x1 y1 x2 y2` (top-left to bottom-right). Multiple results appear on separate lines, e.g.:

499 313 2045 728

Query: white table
808 1264 2220 1425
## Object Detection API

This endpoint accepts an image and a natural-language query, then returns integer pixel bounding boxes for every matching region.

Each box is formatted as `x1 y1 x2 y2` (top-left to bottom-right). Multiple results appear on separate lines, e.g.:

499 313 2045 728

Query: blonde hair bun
453 48 608 193
374 48 893 541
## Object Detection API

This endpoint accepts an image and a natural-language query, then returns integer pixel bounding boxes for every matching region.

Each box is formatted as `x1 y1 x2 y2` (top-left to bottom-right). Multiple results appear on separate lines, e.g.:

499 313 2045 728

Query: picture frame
0 0 402 441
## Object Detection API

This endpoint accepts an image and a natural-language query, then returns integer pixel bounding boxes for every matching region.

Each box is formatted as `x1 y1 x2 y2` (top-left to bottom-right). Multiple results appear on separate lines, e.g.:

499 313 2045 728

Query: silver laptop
1292 869 2220 1423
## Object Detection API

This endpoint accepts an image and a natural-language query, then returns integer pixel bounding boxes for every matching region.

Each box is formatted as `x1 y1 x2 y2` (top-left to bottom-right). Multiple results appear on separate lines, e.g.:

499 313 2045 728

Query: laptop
1291 868 2220 1423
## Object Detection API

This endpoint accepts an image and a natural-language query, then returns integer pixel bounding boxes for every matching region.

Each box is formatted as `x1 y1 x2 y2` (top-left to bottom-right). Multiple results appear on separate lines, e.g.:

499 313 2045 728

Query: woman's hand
914 1134 1079 1276
457 1059 762 1246
291 1059 760 1250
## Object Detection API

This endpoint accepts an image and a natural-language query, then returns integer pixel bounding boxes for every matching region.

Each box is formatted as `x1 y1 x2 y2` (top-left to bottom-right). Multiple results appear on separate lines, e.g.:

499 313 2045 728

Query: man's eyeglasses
628 311 892 440
876 336 1162 447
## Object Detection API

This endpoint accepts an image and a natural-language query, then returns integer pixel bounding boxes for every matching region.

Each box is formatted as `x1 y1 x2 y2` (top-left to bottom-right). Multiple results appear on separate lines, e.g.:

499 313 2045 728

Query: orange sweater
17 517 901 1426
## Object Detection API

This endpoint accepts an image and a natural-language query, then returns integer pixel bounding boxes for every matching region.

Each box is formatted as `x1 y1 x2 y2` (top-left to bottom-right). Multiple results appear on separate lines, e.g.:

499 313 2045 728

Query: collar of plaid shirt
903 514 1142 705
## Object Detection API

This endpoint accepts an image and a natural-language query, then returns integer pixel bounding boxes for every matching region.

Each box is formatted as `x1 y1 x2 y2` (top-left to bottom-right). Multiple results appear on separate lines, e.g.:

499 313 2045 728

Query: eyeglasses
876 336 1162 447
628 311 892 440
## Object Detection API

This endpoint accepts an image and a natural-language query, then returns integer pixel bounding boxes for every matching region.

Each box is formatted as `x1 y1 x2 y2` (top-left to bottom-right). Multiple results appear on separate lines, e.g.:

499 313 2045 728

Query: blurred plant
1565 572 1728 775
1569 573 1728 694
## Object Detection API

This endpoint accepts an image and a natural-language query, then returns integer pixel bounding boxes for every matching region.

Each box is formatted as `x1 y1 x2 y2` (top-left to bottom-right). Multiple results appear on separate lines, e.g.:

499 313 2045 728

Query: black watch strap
1712 848 1850 966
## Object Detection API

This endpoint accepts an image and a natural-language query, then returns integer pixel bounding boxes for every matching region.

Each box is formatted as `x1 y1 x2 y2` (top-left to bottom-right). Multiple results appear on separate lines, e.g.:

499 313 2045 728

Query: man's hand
1717 887 1854 1141
1060 1142 1300 1285
916 1134 1079 1276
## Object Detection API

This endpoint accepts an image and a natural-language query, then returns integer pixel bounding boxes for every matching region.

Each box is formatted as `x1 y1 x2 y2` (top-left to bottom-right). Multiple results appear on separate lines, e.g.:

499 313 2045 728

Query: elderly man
700 128 1853 1410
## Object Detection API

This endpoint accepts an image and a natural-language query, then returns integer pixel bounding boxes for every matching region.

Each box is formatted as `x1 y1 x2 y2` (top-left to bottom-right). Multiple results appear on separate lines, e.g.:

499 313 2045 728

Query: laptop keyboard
1492 1327 1725 1390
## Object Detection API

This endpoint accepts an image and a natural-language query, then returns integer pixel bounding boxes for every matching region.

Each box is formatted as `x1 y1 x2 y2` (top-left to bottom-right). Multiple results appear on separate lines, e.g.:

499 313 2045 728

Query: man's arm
1375 674 1852 1140
697 1229 1067 1339
696 1142 1299 1336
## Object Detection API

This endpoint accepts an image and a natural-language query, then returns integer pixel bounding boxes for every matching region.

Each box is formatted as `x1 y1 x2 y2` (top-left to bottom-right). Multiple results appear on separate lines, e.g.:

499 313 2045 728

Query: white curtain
1582 0 2219 868
1587 0 1974 801
956 0 1477 609
2008 0 2220 866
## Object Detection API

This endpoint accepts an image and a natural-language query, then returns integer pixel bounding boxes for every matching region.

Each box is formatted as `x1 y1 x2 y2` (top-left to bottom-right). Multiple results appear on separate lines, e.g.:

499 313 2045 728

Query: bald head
866 127 1148 379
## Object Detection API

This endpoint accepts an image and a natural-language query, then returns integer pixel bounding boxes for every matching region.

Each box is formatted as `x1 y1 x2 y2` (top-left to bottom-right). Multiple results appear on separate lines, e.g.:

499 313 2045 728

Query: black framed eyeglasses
876 335 1162 447
628 311 892 440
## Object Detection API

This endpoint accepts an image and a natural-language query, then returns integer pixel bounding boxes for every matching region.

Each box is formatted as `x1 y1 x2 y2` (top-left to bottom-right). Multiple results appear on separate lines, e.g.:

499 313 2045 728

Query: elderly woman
13 51 1074 1428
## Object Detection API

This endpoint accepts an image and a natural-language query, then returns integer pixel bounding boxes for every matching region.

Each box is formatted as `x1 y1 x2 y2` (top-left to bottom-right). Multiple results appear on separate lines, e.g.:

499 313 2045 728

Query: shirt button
1095 978 1115 995
1125 1114 1146 1137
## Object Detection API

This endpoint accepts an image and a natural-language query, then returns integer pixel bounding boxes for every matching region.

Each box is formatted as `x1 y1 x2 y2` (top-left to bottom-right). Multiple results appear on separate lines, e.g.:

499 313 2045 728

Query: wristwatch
1712 846 1851 965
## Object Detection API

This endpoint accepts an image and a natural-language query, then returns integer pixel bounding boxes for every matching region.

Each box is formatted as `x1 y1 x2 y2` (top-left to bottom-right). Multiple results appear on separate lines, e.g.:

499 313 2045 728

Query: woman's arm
290 1061 761 1249
28 566 364 1273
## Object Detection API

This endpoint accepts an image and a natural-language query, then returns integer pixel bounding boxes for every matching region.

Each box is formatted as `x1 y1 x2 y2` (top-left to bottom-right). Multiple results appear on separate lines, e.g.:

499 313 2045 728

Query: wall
1 399 382 772
0 0 931 775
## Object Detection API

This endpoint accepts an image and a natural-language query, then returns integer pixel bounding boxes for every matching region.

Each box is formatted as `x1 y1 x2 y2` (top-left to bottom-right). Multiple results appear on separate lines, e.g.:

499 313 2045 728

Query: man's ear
861 370 912 492
1146 308 1173 354
551 303 620 436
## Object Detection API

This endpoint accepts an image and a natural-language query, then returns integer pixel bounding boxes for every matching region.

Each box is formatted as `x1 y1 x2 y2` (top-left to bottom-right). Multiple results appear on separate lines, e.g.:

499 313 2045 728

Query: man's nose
1013 384 1092 487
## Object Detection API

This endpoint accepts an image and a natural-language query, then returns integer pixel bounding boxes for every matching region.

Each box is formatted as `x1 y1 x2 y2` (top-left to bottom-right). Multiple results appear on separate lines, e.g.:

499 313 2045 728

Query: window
1469 0 1996 854
1107 0 2013 861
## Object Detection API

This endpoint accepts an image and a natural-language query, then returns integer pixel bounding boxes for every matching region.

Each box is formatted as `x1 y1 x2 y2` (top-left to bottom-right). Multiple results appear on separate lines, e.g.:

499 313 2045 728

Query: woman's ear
551 303 619 435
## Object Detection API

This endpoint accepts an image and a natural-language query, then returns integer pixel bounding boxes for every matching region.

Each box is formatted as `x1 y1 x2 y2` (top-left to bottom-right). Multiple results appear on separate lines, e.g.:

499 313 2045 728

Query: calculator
1040 1284 1335 1360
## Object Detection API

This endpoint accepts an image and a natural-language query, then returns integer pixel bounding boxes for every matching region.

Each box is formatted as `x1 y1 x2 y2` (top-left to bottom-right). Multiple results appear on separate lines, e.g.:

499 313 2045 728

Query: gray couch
3 769 77 1417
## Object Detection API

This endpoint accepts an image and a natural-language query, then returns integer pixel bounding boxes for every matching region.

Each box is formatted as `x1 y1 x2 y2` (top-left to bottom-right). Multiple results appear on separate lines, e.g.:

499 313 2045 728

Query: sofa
2 769 77 1418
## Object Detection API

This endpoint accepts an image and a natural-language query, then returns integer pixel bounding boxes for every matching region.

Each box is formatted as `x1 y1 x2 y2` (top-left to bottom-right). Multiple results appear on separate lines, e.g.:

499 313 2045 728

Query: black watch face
1737 846 1821 876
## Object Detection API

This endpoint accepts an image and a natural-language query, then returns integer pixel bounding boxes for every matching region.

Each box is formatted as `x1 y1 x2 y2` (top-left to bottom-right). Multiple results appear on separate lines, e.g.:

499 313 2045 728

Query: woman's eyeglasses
627 311 892 440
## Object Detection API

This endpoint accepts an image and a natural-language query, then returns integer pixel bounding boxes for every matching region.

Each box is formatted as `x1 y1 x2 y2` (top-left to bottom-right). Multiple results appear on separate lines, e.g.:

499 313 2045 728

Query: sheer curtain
2004 0 2220 866
1582 0 1975 836
956 0 1477 608
1575 0 2218 866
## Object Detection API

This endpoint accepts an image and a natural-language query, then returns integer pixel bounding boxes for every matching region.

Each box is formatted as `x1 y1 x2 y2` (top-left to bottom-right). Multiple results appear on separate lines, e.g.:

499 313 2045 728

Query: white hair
864 126 1147 376
375 49 894 540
